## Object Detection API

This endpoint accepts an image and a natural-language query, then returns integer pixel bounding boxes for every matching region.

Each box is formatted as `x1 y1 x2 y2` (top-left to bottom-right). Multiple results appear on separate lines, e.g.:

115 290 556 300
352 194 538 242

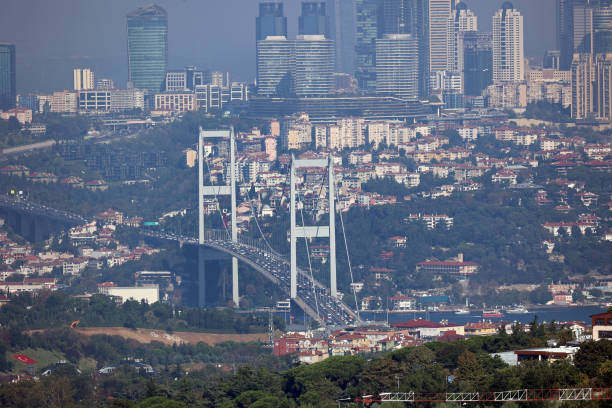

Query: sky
0 0 556 93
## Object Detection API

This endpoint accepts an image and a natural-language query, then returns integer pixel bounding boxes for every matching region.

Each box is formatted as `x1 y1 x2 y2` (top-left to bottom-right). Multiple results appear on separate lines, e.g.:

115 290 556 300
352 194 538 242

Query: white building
74 68 94 91
447 4 478 74
97 283 159 304
376 34 419 99
492 4 524 82
256 36 295 97
294 35 334 96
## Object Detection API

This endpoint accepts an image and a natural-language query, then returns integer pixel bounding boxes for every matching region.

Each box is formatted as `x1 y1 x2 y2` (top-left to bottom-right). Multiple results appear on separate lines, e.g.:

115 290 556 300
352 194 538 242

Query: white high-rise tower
447 2 478 73
492 2 524 82
74 68 95 91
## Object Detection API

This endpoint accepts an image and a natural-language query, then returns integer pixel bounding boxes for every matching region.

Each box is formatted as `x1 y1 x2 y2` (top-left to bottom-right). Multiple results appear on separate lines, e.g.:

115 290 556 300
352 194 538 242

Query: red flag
13 355 37 364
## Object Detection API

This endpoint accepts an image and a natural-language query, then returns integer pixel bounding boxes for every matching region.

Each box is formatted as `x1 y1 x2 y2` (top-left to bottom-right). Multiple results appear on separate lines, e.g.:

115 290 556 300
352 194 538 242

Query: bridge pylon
198 127 239 308
290 154 337 299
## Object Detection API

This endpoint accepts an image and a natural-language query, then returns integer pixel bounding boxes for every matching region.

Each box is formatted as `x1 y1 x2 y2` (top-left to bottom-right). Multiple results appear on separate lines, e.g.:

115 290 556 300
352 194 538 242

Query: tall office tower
257 2 287 41
256 36 295 96
594 5 612 53
73 68 95 91
355 0 378 92
447 2 477 73
127 4 168 92
573 1 594 53
375 34 419 99
327 0 356 73
571 53 594 118
429 0 453 72
595 53 612 119
463 31 492 96
300 2 328 36
378 0 411 35
492 3 524 82
0 44 16 110
294 35 334 96
558 0 574 70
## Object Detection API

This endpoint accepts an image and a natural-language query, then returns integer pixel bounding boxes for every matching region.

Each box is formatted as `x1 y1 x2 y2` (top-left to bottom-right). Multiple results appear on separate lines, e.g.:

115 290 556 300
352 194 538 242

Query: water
360 305 608 325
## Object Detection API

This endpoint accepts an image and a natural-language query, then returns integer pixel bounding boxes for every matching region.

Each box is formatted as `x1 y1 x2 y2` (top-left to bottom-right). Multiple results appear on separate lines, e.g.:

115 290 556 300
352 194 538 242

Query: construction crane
355 388 612 405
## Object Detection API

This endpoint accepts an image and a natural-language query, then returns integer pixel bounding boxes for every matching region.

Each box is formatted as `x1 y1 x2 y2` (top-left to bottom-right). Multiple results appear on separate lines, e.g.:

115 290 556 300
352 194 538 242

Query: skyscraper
376 34 419 99
571 53 594 118
594 4 612 53
294 35 335 96
0 44 16 110
378 0 412 35
127 4 168 92
463 31 492 96
492 3 524 82
447 2 477 73
257 2 287 41
327 0 356 74
300 2 328 36
573 1 594 53
257 36 295 96
429 0 453 72
74 68 95 91
355 0 378 92
557 0 574 69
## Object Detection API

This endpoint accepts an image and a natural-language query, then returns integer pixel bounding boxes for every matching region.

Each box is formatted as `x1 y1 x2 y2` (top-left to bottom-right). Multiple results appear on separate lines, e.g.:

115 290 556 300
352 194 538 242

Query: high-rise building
165 66 205 91
557 0 574 70
97 78 115 90
571 53 593 118
257 2 287 41
594 5 612 53
127 4 168 92
573 1 594 53
492 3 524 82
355 0 378 92
0 44 16 110
463 31 492 96
327 0 356 74
73 68 95 91
429 0 453 72
294 35 335 96
256 36 295 96
300 2 328 36
375 34 419 99
378 0 411 36
447 2 477 73
595 52 612 119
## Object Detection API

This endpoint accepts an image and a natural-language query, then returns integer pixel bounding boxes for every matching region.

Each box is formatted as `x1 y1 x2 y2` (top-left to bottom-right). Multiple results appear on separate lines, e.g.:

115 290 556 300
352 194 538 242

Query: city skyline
1 0 555 93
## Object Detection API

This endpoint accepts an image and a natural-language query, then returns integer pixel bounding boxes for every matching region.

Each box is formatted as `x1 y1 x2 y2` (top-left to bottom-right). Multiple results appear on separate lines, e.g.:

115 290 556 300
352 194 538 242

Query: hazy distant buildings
447 3 478 74
79 89 145 112
257 2 287 41
492 3 524 82
571 53 593 119
376 34 419 99
0 44 16 110
127 4 168 92
327 0 356 74
573 1 594 54
294 35 335 96
154 91 196 113
165 66 205 91
51 91 78 113
73 68 94 91
300 2 328 36
96 78 115 90
256 36 295 97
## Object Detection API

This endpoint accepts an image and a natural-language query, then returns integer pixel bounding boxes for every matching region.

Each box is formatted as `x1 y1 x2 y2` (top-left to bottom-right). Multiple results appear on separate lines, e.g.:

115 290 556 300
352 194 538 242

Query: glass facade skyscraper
0 44 16 110
127 4 168 93
300 2 328 36
327 0 356 74
355 0 379 92
257 2 288 41
463 32 492 96
257 36 295 96
376 34 419 99
294 35 335 96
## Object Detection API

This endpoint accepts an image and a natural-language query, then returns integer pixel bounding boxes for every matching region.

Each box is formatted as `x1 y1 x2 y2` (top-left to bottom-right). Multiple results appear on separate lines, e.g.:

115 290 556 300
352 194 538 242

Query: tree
454 351 485 391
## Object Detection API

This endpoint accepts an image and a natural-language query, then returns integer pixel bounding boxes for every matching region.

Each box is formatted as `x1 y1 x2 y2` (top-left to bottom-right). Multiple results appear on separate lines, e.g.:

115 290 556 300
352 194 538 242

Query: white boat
506 305 529 314
455 308 470 315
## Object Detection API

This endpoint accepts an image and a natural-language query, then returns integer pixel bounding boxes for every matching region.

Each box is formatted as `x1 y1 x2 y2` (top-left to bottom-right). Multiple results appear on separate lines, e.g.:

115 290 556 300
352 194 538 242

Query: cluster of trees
0 319 610 407
0 292 273 334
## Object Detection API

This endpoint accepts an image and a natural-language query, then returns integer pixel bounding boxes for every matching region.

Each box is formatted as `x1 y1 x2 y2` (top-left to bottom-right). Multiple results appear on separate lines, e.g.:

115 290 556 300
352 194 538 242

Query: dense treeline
0 292 275 333
0 321 610 407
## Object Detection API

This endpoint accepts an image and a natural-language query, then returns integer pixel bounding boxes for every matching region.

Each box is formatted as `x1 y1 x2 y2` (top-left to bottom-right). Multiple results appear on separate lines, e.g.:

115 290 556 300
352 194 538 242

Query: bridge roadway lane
0 195 90 225
145 231 359 327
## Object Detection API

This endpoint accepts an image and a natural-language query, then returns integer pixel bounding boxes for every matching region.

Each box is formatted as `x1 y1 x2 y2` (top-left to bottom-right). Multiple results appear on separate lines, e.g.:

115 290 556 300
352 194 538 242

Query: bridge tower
198 127 239 308
290 155 337 299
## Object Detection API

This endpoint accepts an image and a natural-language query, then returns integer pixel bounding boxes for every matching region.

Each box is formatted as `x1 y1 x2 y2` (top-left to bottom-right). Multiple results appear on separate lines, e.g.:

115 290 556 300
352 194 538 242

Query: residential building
376 34 419 100
591 311 612 340
51 91 78 113
571 53 594 119
447 3 478 75
96 78 114 90
154 91 195 113
73 68 94 91
195 83 249 113
256 36 295 97
492 3 524 82
97 282 159 304
127 4 168 92
595 52 612 120
0 44 16 110
416 254 478 276
294 35 334 96
0 108 32 124
256 2 287 41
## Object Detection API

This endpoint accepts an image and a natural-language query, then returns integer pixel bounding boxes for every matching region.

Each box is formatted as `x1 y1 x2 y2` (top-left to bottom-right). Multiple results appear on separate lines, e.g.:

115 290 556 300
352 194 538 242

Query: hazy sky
0 0 556 93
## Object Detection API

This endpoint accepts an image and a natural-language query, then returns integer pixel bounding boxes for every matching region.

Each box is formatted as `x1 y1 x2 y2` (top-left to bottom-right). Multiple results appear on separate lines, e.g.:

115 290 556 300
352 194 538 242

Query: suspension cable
339 204 360 319
244 186 277 254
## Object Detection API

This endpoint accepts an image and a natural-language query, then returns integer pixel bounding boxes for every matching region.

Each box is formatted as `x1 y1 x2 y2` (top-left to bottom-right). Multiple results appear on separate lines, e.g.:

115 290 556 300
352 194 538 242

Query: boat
482 309 504 318
455 308 470 315
505 305 529 314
